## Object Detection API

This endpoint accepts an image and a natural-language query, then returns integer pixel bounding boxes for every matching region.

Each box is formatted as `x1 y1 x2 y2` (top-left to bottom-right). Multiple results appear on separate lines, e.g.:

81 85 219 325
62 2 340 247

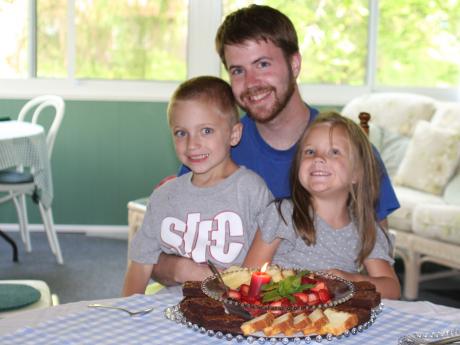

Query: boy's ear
230 122 243 146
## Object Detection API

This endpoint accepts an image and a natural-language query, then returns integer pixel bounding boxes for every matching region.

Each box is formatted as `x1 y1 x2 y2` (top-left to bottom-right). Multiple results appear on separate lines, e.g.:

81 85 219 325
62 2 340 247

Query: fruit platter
201 265 355 316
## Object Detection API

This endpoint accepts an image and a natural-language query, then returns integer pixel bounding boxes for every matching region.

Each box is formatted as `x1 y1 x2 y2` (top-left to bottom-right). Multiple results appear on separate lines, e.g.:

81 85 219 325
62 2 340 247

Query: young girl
244 112 401 299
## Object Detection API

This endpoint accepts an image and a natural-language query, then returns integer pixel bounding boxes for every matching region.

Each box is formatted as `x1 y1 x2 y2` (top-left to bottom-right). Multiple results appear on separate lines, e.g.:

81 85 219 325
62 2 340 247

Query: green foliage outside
224 0 460 87
378 0 460 87
2 0 460 87
37 0 187 81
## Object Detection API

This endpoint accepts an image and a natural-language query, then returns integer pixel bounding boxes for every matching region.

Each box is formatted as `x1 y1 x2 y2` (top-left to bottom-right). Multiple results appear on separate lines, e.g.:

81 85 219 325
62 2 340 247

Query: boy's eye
174 130 186 138
202 127 214 135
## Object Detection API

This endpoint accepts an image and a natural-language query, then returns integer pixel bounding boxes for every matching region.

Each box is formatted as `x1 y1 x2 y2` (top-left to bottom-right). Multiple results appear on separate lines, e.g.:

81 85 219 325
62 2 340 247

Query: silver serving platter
201 268 355 314
164 303 383 343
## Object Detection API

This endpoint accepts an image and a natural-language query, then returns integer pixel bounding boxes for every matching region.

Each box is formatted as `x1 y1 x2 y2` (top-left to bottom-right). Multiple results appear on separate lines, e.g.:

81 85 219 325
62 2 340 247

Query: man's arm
151 253 213 286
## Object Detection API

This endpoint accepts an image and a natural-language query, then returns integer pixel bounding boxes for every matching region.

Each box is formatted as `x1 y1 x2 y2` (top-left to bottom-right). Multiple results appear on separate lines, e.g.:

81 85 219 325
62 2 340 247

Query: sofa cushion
369 125 410 178
394 120 460 195
412 204 460 245
388 186 444 232
443 172 460 205
431 101 460 133
341 92 436 136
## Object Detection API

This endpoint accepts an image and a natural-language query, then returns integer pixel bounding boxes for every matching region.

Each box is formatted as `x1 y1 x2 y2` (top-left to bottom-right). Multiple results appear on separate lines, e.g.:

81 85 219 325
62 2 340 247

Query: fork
88 303 154 317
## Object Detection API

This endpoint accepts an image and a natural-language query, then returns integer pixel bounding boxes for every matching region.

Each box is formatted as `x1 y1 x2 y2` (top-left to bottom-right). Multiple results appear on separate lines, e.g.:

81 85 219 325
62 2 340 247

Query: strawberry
306 292 320 306
317 289 331 303
301 276 317 285
310 281 326 292
226 289 241 301
239 284 250 297
240 295 257 305
292 292 309 305
269 298 289 315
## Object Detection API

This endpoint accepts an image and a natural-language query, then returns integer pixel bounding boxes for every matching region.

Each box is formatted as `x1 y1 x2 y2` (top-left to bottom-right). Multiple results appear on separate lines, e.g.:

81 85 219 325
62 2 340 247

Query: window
0 0 459 103
223 0 369 86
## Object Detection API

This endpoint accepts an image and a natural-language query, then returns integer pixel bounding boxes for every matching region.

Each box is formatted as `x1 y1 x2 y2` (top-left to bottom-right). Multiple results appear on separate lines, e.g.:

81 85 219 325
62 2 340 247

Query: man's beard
240 70 296 124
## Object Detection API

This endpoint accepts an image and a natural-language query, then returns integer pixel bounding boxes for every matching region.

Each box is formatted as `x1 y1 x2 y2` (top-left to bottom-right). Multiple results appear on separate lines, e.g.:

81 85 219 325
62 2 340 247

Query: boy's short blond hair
167 76 239 126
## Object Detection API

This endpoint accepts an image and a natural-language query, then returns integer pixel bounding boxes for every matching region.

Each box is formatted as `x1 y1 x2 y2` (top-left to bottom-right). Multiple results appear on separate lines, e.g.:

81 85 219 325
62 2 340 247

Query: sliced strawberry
301 276 317 285
310 281 326 292
269 298 289 315
240 295 257 305
239 284 250 297
292 292 309 305
306 292 320 306
226 289 241 301
317 289 331 303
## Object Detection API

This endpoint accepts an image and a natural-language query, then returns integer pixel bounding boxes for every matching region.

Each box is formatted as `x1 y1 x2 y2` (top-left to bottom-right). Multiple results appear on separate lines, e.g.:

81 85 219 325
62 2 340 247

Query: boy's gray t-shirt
129 166 273 269
259 200 394 272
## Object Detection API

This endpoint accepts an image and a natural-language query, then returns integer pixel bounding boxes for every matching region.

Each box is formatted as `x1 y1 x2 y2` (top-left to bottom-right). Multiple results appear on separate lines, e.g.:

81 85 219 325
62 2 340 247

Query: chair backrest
18 95 65 158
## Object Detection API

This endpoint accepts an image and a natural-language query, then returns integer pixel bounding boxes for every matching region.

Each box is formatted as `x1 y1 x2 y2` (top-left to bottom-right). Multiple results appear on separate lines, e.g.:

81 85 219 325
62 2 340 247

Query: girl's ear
230 122 243 146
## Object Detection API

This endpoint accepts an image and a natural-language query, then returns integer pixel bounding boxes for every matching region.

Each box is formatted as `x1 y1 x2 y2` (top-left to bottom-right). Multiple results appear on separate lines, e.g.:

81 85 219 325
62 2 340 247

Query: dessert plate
164 303 382 343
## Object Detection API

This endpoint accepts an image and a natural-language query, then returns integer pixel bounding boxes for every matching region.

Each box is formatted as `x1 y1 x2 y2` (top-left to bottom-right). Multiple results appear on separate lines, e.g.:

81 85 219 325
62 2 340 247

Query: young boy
122 76 273 296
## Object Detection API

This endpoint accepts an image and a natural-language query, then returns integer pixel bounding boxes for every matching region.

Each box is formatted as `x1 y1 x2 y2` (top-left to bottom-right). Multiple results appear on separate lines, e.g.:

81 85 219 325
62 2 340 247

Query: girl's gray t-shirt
129 166 273 269
258 200 394 272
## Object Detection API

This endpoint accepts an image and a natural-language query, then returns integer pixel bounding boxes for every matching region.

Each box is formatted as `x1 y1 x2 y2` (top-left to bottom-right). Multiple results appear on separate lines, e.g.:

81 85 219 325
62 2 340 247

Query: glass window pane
75 0 188 81
223 0 369 86
378 1 460 88
37 0 67 78
0 0 28 78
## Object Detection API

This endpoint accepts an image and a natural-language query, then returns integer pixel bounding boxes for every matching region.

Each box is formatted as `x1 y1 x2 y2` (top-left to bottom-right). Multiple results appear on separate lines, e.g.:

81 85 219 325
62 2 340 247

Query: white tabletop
0 288 459 344
0 121 43 140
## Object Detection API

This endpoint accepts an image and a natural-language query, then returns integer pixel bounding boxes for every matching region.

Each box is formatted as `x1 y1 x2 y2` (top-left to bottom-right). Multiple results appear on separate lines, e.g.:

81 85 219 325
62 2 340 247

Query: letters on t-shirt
160 211 244 265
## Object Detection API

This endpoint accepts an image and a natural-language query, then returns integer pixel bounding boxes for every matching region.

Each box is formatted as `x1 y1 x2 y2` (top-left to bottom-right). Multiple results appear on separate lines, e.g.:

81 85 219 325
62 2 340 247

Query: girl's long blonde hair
289 111 384 266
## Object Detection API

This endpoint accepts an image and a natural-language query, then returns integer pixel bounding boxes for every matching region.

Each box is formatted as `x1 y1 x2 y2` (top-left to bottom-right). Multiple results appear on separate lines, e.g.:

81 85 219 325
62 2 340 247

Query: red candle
248 263 271 298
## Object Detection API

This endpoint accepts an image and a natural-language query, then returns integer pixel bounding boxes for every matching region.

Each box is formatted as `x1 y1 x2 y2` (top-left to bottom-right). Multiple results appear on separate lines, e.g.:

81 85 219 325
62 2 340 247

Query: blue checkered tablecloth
0 291 457 345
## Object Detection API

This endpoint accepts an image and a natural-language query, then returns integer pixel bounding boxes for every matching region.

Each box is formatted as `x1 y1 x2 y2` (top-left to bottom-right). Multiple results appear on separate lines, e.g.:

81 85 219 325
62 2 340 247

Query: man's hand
151 253 213 286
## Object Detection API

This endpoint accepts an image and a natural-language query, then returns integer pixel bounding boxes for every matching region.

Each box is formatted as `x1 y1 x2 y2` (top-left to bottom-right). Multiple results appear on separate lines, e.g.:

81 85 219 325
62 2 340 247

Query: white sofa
342 92 460 300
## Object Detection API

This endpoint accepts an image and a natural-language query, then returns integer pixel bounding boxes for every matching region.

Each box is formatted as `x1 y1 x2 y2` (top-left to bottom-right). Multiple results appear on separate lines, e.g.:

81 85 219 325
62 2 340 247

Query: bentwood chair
0 95 65 264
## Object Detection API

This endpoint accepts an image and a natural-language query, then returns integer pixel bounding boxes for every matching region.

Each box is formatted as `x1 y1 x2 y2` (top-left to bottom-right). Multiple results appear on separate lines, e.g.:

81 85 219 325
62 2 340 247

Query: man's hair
167 76 239 125
215 4 299 67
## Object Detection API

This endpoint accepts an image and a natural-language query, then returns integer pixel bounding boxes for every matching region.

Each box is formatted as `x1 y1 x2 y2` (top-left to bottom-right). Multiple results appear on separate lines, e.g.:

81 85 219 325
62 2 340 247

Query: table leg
0 229 19 262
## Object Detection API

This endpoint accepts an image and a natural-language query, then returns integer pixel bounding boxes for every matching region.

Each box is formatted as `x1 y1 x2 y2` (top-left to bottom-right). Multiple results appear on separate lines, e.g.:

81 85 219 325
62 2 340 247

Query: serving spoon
88 303 154 317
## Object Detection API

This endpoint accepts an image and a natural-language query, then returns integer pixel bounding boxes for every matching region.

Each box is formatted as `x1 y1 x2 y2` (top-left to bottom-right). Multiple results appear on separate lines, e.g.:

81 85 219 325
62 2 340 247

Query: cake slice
263 312 294 336
322 308 359 335
284 312 312 336
302 308 328 335
240 312 275 336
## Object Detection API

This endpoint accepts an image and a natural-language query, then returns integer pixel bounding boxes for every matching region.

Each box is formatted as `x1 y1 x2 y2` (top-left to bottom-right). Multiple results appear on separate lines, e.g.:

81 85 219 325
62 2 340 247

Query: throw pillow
394 120 460 195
